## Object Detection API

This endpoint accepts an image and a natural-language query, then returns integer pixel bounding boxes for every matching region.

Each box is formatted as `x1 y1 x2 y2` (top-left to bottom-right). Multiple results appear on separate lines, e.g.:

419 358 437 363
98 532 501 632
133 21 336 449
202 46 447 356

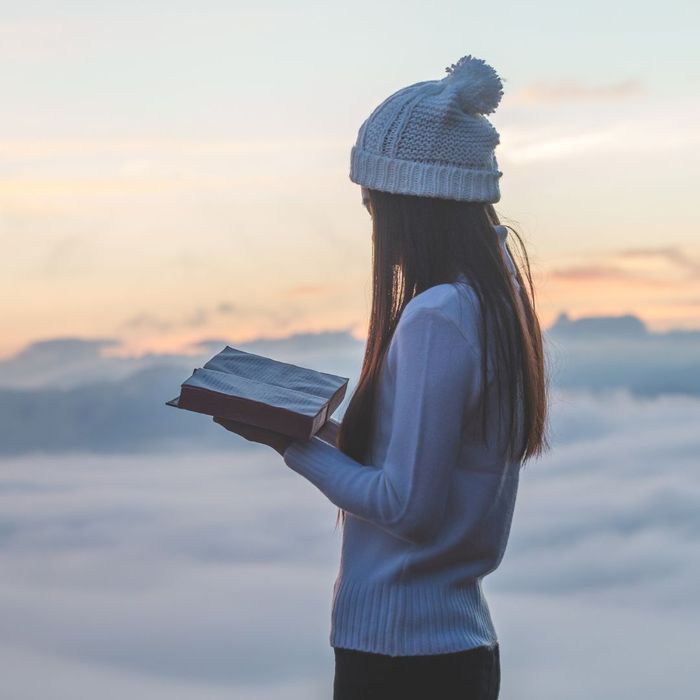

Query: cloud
545 313 700 396
1 315 700 455
0 19 78 60
182 306 209 328
41 234 95 277
547 311 647 337
0 138 347 161
0 329 364 391
121 313 174 333
539 245 700 326
0 329 364 455
0 448 339 697
547 264 666 283
190 300 268 324
501 129 617 163
0 388 698 699
499 99 700 164
0 337 124 390
116 302 294 339
215 301 238 315
616 246 700 278
285 284 334 297
509 79 644 105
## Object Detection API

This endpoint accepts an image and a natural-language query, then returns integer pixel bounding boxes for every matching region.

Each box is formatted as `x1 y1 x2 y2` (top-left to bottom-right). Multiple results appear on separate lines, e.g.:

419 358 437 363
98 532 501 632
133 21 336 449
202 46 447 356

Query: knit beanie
349 55 504 203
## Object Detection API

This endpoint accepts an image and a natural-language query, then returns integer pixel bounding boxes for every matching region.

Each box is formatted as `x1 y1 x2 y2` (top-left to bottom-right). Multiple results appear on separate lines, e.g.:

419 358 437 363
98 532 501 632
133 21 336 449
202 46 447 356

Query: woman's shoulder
397 280 482 354
402 279 481 327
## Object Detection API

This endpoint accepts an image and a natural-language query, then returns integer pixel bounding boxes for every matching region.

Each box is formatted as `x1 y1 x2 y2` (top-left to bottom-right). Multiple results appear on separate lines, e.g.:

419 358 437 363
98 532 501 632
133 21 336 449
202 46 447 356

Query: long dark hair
334 188 550 530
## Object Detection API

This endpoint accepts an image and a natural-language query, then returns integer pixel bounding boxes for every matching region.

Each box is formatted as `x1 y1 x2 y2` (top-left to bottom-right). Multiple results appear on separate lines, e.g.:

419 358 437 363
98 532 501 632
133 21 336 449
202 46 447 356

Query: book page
204 346 347 400
183 368 328 417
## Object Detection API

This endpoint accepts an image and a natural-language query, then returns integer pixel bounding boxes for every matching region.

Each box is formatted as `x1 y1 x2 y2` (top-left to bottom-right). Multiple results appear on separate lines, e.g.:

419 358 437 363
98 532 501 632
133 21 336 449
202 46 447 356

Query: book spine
306 378 348 438
327 379 349 417
310 403 329 436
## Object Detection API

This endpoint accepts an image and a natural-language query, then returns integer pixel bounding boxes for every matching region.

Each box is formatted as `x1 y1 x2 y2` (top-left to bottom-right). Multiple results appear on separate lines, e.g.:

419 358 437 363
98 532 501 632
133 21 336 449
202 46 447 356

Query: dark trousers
333 643 500 700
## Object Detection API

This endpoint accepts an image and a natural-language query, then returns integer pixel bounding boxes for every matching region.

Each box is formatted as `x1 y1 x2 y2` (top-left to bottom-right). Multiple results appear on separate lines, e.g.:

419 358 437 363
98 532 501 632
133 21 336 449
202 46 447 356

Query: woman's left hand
212 416 294 457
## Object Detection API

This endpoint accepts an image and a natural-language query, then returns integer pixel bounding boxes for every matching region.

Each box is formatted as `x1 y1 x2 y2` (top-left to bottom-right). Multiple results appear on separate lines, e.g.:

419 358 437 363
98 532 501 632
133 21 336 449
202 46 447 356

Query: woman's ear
484 202 499 226
361 187 372 216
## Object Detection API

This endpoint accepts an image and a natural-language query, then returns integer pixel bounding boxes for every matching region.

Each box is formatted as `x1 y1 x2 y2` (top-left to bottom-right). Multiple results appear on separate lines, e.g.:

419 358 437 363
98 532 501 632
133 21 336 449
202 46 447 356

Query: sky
1 0 699 360
2 5 699 695
1 6 699 696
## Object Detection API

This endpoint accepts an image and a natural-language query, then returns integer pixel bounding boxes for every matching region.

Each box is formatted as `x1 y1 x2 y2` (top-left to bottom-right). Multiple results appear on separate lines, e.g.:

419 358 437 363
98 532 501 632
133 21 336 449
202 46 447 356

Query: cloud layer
1 314 699 455
1 387 698 698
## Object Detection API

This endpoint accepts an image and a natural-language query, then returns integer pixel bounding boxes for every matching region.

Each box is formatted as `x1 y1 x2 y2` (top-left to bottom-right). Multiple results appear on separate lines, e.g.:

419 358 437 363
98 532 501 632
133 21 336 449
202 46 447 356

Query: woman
215 54 549 700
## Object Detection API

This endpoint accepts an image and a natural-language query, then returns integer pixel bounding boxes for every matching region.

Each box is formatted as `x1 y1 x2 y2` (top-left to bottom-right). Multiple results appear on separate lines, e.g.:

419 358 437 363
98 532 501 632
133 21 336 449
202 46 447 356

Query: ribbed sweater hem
329 577 498 657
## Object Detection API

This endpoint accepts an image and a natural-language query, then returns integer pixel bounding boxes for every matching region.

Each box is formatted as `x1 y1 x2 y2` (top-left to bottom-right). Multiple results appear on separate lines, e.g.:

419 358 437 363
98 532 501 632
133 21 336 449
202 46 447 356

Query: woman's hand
212 416 294 457
315 418 341 446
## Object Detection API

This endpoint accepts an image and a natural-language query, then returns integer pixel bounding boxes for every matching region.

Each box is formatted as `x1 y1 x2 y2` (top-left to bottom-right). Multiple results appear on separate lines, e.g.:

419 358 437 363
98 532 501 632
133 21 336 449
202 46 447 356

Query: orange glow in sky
2 6 699 360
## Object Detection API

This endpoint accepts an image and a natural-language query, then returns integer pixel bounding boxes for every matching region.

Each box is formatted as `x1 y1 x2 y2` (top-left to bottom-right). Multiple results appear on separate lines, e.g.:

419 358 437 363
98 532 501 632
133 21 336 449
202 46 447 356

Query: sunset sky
1 6 699 698
2 0 699 359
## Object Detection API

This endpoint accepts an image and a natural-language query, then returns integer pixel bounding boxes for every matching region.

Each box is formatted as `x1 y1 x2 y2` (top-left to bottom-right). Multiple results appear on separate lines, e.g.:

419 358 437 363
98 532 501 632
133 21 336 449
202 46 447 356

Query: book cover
166 345 349 440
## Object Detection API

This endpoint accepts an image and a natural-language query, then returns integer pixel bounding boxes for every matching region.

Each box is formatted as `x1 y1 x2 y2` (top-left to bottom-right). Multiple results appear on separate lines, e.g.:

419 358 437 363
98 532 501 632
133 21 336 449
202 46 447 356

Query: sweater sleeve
282 305 482 544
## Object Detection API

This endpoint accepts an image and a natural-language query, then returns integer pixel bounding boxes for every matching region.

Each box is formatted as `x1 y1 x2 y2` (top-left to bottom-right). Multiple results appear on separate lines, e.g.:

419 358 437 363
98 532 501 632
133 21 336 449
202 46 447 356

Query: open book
165 345 349 441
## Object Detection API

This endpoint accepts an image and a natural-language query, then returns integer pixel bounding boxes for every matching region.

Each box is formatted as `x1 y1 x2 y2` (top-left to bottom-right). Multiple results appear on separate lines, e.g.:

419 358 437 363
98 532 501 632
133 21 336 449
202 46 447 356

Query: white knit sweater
283 276 522 656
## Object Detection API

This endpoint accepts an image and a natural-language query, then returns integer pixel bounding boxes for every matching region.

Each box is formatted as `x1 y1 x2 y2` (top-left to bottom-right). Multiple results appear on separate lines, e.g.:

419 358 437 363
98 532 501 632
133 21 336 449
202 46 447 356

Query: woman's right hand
315 418 341 446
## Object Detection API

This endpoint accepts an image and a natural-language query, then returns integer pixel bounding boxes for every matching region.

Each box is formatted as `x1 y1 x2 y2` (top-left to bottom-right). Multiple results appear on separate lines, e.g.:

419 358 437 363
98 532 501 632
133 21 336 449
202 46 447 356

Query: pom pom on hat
443 55 504 115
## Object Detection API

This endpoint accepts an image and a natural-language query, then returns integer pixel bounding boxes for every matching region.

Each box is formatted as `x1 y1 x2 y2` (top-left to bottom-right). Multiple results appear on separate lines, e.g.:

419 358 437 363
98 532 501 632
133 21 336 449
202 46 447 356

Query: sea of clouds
1 315 698 699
